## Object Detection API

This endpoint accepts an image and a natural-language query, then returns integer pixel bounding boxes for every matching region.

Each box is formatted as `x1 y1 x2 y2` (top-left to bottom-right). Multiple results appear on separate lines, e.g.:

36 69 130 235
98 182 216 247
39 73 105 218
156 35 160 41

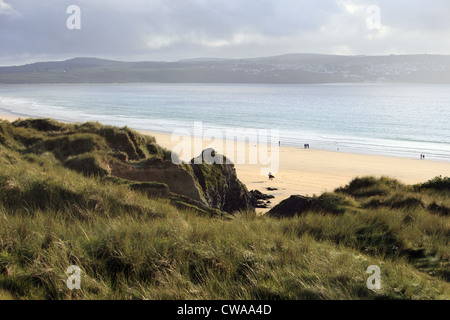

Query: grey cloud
0 0 449 65
375 0 450 32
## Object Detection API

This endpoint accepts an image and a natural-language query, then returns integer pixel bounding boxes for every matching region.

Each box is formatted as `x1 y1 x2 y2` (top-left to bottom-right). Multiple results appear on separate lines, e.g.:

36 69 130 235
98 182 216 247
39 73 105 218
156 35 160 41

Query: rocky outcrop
110 149 254 214
250 190 274 209
189 149 254 213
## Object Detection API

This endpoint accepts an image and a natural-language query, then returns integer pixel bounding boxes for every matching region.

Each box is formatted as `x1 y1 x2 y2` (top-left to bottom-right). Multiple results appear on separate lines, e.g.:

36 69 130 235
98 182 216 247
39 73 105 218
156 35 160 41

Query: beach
144 130 450 213
2 114 449 213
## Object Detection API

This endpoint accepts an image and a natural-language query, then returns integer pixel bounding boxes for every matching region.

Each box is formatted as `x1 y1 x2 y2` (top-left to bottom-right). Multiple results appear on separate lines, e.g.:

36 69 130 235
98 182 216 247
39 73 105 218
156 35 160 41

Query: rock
267 195 314 218
255 201 270 209
266 187 278 191
111 148 255 214
250 189 274 208
268 193 354 217
250 190 275 200
189 150 254 214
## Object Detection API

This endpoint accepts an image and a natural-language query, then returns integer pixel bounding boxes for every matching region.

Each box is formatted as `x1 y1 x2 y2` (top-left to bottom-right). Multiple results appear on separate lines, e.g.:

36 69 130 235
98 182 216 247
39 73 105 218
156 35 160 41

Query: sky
1 0 450 65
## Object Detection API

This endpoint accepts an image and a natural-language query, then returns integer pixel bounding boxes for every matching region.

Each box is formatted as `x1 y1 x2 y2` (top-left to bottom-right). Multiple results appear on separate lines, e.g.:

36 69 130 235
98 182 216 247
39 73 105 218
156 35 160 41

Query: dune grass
0 119 449 300
0 199 447 300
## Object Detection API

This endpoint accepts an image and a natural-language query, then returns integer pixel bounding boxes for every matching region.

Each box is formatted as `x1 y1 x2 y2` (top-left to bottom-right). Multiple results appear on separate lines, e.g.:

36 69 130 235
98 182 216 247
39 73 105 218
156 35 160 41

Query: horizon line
1 52 449 67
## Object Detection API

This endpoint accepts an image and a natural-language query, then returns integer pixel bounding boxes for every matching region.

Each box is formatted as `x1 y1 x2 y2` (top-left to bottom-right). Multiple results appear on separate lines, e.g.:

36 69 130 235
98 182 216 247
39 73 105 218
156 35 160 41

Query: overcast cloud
1 0 449 65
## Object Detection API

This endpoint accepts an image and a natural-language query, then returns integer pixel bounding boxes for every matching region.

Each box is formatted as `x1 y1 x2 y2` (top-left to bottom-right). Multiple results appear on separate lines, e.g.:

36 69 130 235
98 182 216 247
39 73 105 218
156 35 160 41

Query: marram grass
0 119 449 300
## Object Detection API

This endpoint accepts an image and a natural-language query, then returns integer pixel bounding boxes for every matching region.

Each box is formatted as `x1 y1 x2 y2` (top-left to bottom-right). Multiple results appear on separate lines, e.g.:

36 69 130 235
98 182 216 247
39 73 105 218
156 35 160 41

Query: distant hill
1 54 450 84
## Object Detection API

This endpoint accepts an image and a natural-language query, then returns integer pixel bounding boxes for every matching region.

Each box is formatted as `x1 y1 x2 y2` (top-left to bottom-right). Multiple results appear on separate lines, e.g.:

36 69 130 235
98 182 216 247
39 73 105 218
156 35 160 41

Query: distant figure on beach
420 154 423 160
304 144 310 149
268 172 275 181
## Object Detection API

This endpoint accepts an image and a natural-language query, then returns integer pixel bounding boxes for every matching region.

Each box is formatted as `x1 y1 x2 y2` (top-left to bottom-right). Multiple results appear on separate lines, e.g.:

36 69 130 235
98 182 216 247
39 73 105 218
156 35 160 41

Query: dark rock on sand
267 195 314 218
250 190 275 208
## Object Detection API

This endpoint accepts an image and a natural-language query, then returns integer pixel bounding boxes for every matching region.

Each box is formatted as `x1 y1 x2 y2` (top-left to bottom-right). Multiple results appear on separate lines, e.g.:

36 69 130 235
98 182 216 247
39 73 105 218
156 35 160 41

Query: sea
0 83 449 162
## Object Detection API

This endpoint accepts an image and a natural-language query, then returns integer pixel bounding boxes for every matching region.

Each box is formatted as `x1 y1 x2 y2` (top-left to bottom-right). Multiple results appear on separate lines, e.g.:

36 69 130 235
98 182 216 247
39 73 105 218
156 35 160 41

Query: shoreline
2 108 449 163
2 114 449 213
2 93 449 164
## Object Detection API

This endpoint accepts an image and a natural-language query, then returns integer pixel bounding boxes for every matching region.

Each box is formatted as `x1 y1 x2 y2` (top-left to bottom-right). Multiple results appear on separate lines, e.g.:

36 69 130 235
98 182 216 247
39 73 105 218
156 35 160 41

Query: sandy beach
144 130 450 212
2 114 449 213
0 115 21 122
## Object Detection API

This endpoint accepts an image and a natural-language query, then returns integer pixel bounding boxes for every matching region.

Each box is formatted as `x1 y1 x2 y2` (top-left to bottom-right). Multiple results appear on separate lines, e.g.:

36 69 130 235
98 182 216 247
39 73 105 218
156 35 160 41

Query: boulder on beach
267 195 314 218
